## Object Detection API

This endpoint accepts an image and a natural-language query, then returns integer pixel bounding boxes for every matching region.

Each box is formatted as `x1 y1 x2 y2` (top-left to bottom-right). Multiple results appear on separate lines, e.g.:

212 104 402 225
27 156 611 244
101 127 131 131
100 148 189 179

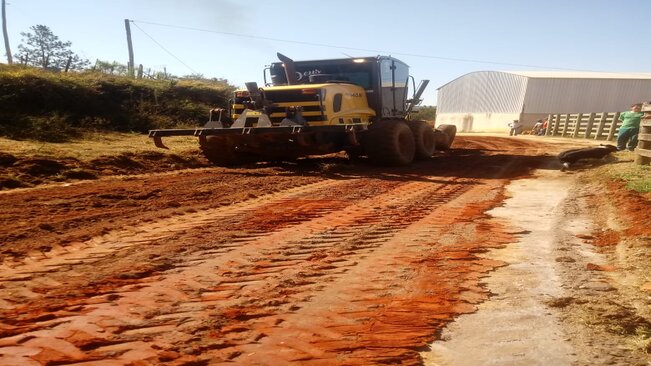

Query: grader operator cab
149 53 456 166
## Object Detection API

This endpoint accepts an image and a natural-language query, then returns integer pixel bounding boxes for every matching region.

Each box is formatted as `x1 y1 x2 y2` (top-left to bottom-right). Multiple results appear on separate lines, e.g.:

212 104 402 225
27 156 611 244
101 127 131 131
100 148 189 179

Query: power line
130 19 647 77
130 21 197 74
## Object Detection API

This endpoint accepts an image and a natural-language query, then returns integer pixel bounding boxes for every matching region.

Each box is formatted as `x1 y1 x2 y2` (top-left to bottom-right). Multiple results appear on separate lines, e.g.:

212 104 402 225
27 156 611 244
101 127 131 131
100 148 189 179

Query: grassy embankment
0 65 235 189
0 64 235 142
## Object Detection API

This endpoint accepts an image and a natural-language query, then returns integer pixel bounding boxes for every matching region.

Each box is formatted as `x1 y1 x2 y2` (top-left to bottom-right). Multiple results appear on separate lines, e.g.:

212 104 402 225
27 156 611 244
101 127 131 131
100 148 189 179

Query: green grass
595 152 651 194
618 166 651 193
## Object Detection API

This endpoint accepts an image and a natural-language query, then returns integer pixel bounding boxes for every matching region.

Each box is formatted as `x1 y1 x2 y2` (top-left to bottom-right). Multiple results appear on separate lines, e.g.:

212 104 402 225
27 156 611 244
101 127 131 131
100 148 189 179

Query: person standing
508 119 522 136
617 103 643 151
539 118 549 136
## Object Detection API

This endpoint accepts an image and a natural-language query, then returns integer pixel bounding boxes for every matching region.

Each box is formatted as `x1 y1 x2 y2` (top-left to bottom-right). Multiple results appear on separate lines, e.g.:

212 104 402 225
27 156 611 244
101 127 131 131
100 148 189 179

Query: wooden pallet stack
635 102 651 165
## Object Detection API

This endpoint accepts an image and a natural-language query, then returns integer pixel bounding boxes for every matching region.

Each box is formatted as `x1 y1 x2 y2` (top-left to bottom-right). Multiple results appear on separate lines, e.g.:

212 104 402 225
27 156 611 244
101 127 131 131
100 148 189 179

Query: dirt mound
90 153 146 172
590 180 650 246
16 158 68 176
0 152 17 167
0 151 209 190
0 176 26 189
89 151 208 174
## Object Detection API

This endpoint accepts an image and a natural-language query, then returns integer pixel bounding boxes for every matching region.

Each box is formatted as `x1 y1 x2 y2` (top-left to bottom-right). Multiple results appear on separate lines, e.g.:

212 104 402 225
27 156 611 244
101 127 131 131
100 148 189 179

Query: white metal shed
436 71 651 132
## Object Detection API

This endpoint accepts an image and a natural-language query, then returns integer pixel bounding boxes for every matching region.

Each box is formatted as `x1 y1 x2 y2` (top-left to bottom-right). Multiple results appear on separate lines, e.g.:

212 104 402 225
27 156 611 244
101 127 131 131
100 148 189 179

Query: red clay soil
590 181 651 247
604 181 651 238
0 151 209 189
0 137 565 365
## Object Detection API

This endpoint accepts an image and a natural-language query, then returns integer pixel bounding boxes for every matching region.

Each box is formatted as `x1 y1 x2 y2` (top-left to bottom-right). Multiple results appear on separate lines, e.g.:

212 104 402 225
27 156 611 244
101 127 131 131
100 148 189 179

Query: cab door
379 58 409 118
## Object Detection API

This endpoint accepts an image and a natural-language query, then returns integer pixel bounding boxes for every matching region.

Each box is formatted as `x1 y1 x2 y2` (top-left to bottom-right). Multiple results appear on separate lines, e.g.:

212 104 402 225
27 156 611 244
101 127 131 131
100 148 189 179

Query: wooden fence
544 110 651 165
544 112 621 140
636 104 651 165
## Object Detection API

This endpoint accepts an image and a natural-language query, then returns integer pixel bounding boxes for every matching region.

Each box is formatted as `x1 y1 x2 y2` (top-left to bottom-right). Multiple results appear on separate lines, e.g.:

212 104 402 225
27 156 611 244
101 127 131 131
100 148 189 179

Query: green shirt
619 111 643 129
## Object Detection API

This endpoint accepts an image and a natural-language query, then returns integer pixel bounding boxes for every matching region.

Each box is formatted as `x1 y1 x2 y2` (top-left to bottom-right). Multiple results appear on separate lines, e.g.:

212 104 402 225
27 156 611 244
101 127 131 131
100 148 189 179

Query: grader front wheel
364 120 415 166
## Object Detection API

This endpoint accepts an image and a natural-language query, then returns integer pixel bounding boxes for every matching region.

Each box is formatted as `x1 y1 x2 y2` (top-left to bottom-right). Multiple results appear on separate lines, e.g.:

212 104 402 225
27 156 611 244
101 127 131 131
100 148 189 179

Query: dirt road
0 136 648 365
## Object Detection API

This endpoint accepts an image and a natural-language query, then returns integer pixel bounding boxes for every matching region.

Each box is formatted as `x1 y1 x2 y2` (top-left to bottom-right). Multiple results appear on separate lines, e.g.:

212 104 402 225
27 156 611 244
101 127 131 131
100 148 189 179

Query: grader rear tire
409 120 436 159
435 124 457 150
364 120 415 166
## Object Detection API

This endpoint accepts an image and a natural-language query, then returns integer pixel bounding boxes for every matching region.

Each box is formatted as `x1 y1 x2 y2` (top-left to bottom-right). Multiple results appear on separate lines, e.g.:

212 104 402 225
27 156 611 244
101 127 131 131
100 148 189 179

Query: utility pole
124 19 134 77
2 0 12 64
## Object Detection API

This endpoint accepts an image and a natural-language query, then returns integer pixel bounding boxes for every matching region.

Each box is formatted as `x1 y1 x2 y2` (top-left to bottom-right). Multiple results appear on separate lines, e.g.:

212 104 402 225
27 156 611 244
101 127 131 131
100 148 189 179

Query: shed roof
504 71 651 79
438 70 651 90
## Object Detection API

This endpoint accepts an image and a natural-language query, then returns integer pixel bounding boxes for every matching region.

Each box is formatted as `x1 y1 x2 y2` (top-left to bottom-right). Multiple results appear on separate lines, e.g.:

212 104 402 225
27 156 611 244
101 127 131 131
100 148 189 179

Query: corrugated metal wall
437 71 528 113
435 112 521 133
437 71 651 132
523 78 651 113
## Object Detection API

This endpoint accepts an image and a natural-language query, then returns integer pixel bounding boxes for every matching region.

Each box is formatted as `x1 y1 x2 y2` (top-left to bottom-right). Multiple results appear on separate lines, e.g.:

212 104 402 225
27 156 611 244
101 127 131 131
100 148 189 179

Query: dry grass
0 132 200 161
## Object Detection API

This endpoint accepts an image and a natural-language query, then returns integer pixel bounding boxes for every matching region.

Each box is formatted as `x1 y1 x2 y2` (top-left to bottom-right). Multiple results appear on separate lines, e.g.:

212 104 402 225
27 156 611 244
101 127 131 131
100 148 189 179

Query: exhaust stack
277 52 299 85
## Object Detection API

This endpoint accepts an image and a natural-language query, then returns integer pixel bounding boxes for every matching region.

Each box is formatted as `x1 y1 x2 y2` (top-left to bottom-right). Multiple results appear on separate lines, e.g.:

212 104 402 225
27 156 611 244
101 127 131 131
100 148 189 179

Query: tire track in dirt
241 181 512 365
0 176 510 365
0 137 559 365
0 178 381 312
200 180 481 364
0 175 484 365
0 167 325 262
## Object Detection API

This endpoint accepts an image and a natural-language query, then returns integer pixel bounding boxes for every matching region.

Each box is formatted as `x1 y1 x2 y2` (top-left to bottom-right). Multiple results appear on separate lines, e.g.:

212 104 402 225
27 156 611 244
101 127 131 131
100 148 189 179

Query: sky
3 0 651 106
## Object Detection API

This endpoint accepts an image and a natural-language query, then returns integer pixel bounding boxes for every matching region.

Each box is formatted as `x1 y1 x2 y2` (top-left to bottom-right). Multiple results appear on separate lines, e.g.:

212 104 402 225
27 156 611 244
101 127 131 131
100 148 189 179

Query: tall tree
92 60 128 76
16 24 89 71
416 105 437 121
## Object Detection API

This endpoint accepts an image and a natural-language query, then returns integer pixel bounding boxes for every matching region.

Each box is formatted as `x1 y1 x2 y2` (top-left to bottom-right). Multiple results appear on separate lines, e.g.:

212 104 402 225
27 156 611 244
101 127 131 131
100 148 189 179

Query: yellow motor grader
149 53 456 166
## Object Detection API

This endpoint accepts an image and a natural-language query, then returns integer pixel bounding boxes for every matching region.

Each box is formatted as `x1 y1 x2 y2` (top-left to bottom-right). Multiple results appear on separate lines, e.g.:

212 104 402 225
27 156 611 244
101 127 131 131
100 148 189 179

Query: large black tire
408 120 436 159
364 120 415 166
435 124 457 150
199 135 244 166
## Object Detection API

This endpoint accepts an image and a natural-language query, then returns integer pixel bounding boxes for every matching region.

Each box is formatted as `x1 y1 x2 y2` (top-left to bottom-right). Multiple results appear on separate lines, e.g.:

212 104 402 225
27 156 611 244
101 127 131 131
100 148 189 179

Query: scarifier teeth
153 136 169 150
